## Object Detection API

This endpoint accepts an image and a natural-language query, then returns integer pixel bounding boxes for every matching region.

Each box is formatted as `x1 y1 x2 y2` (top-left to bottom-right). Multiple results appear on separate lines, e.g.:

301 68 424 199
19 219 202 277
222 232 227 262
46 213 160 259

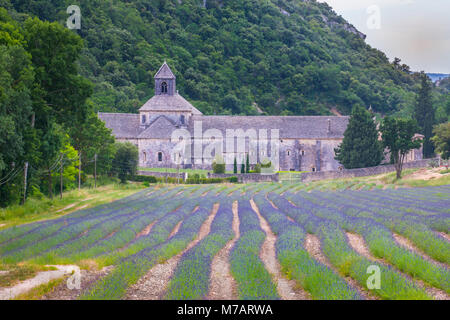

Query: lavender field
0 184 449 300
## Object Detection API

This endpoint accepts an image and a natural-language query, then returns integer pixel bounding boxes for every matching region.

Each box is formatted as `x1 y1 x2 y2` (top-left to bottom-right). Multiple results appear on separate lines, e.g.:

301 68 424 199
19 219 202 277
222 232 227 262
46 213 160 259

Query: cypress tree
245 153 250 173
414 72 435 158
334 105 383 169
241 162 245 174
233 157 238 174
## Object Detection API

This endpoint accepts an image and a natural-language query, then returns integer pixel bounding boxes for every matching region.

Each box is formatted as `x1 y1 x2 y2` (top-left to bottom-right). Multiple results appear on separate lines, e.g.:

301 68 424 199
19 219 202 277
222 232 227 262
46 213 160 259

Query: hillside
3 0 423 116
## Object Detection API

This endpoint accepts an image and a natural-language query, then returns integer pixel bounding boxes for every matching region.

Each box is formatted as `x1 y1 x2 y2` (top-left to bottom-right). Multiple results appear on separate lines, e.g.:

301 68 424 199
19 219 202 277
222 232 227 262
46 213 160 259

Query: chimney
327 119 331 134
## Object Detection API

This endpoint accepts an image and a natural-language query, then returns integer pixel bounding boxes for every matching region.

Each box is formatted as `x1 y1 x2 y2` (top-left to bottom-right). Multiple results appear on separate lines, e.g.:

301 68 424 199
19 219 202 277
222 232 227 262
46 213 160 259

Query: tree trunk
396 153 404 179
48 171 53 199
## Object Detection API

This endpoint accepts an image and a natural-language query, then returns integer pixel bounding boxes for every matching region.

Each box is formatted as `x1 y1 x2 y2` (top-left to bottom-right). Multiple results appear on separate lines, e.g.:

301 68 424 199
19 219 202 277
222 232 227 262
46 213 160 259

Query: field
0 182 449 300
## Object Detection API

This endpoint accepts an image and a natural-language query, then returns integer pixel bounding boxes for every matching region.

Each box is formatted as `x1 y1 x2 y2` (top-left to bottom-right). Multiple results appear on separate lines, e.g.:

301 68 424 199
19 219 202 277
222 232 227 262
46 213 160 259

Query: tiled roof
99 113 349 140
188 115 349 139
138 116 178 139
98 113 141 139
154 62 175 79
139 93 203 114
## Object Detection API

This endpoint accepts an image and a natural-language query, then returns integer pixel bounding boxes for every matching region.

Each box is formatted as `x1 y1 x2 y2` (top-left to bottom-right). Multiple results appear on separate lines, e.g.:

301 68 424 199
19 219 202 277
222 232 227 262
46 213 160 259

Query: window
180 115 185 125
143 152 147 162
142 115 146 124
301 150 305 156
158 152 163 162
312 167 316 172
287 150 291 156
161 82 168 94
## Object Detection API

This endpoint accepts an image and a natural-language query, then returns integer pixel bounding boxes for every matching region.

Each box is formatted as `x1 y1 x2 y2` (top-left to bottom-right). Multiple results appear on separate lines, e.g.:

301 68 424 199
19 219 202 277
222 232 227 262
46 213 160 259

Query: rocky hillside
3 0 423 116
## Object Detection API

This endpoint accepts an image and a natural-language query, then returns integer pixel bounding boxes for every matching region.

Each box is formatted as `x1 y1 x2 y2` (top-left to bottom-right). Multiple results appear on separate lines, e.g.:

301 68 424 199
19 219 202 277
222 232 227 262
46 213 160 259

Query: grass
284 168 450 192
0 180 147 229
12 277 65 300
0 263 55 287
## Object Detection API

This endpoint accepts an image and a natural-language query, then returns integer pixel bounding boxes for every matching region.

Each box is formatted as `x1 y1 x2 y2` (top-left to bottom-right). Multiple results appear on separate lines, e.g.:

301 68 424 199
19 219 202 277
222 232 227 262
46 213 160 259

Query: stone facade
99 62 423 173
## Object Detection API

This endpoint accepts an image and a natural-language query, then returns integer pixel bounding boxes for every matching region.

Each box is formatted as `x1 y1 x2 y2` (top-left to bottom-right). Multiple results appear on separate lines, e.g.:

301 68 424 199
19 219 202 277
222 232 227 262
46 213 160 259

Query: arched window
287 150 291 156
161 82 168 94
143 152 147 162
180 115 185 125
301 150 305 156
158 152 163 162
142 115 146 124
312 167 316 172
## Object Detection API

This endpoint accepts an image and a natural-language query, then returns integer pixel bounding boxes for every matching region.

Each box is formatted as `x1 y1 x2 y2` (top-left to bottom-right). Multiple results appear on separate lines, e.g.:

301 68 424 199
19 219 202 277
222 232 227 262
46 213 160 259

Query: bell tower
154 61 176 96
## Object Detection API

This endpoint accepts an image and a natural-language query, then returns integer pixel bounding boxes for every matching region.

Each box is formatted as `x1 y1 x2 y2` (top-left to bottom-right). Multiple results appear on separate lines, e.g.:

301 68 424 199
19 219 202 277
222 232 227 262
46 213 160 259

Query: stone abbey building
99 62 421 172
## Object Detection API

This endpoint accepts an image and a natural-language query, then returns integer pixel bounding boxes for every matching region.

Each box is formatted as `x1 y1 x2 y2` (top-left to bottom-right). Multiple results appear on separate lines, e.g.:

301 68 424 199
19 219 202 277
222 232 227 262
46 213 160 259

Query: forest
2 0 448 118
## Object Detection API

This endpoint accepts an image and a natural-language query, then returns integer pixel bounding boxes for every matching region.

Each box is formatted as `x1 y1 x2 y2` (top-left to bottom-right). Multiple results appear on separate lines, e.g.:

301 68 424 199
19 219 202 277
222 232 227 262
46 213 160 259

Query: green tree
23 17 93 130
431 122 450 160
240 162 245 174
70 109 116 176
112 142 138 183
414 73 435 158
233 157 237 174
380 117 422 179
334 105 383 169
245 153 250 173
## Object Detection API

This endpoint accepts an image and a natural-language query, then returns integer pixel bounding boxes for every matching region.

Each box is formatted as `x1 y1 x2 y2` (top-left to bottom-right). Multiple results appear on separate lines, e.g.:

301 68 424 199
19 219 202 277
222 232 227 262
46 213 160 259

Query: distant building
99 62 422 172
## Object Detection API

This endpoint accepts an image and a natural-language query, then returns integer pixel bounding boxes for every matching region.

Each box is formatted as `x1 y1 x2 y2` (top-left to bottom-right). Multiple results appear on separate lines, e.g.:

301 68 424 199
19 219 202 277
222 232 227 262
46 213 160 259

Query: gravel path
0 265 80 300
207 201 240 300
304 234 377 300
250 199 310 300
41 267 113 300
346 232 449 300
125 203 219 300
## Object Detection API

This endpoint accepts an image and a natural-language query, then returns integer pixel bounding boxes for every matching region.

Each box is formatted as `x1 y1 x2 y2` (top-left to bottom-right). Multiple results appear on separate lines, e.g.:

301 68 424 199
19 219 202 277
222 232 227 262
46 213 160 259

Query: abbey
98 62 420 172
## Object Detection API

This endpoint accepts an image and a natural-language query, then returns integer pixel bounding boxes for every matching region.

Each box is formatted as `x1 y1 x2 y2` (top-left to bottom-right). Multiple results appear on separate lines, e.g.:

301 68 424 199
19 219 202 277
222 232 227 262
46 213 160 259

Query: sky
318 0 450 73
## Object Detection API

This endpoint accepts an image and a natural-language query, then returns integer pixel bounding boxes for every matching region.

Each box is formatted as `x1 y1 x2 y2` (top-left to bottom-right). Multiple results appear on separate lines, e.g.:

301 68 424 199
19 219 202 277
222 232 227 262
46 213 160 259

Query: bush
128 175 158 183
428 159 439 168
228 176 238 183
212 155 225 174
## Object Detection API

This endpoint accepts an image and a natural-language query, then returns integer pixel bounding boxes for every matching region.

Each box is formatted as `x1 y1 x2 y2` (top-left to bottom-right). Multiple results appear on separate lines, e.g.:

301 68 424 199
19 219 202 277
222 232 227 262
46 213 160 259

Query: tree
431 122 450 160
23 17 93 130
112 142 138 183
240 162 245 174
233 157 237 174
245 153 250 173
70 109 116 176
414 72 435 158
380 117 422 179
334 105 383 169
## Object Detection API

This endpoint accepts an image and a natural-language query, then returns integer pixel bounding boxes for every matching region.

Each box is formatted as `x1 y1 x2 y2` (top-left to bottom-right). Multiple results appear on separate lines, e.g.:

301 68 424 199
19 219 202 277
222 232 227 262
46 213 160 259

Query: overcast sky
318 0 450 73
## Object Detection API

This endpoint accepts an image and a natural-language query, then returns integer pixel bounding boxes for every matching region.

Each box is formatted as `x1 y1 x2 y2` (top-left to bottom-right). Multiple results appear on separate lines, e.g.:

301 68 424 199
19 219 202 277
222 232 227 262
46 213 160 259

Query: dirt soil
0 265 83 300
304 234 377 300
41 266 114 300
346 232 449 300
251 199 310 300
207 201 240 300
437 232 450 242
402 168 448 181
125 203 219 300
393 233 449 270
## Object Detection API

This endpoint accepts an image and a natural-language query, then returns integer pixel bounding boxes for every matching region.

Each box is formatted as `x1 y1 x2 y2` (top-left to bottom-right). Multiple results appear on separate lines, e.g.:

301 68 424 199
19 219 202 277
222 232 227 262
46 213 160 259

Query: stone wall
137 170 184 179
208 173 279 183
300 158 435 182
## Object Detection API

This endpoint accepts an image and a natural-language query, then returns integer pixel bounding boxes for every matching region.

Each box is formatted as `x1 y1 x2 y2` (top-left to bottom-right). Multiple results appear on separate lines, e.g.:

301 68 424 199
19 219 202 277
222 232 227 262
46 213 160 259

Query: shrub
212 155 225 174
